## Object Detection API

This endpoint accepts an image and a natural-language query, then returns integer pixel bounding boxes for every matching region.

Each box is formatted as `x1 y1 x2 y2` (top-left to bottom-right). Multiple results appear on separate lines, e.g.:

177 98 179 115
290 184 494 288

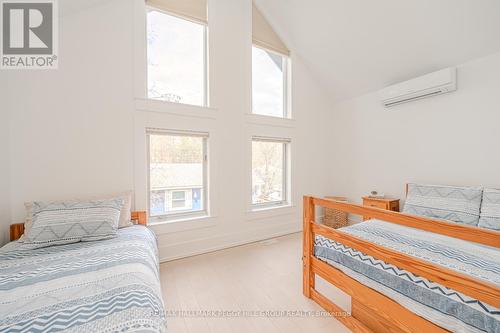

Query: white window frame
145 6 209 107
251 45 290 119
147 128 209 223
170 190 189 210
251 136 291 210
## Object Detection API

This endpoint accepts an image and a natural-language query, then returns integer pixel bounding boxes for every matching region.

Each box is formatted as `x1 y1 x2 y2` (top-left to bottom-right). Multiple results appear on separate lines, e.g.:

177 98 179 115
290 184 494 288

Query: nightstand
362 197 400 221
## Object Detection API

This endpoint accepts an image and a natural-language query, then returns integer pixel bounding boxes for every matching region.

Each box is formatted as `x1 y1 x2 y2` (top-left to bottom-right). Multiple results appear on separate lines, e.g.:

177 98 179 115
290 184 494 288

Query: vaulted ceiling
256 0 500 102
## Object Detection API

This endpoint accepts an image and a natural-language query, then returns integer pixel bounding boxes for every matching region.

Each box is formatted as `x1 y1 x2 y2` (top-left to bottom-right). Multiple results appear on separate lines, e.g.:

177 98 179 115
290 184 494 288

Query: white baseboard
157 221 302 262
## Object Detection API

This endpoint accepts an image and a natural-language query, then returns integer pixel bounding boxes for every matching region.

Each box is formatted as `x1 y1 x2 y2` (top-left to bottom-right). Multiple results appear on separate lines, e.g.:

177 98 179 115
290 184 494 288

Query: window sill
135 98 218 119
246 204 296 221
148 215 216 234
245 113 295 128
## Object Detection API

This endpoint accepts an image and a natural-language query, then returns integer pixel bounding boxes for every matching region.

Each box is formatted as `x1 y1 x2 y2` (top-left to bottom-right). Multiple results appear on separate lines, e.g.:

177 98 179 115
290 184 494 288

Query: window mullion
203 137 208 215
282 142 287 203
203 25 208 107
282 58 287 118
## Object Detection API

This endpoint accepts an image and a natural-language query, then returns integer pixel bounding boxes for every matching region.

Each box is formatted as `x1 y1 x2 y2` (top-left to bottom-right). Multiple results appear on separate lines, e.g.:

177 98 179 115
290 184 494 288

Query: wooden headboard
131 211 147 226
9 211 147 242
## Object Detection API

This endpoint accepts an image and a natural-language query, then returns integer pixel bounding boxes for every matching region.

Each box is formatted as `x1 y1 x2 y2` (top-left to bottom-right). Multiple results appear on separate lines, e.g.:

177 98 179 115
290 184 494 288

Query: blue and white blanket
315 220 500 333
0 226 166 333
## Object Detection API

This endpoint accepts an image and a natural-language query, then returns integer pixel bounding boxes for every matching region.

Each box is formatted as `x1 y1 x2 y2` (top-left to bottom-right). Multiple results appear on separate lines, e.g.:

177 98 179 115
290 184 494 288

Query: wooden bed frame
303 195 500 333
9 211 147 241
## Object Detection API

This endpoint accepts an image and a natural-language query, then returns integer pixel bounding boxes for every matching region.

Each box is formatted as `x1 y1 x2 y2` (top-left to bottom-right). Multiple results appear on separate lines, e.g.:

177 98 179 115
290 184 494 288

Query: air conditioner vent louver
379 68 457 107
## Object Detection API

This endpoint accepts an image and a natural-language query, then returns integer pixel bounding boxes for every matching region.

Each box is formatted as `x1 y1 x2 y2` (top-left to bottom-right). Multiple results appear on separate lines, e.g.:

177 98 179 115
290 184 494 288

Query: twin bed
0 211 166 333
304 185 500 333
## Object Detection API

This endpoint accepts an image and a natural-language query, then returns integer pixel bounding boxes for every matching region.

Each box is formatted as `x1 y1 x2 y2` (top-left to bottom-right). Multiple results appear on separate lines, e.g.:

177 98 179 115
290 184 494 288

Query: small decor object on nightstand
362 196 400 221
368 190 385 198
323 196 348 228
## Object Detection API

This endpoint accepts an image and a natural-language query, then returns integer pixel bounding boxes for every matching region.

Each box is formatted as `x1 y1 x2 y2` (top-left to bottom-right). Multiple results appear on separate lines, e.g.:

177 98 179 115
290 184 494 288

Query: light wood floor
160 232 351 333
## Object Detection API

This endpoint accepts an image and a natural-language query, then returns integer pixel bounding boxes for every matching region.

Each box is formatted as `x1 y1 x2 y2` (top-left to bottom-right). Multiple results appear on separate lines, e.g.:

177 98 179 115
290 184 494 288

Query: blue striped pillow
21 198 124 249
403 183 483 226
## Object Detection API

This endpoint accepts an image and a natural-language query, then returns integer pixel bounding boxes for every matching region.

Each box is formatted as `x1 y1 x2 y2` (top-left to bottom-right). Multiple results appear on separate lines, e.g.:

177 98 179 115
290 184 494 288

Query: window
252 46 289 118
171 190 187 209
147 9 207 106
148 130 208 222
251 137 290 208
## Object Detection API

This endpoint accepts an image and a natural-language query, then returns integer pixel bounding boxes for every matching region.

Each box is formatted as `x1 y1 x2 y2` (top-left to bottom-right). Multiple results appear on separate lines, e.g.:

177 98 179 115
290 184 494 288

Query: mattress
314 220 500 333
0 225 166 333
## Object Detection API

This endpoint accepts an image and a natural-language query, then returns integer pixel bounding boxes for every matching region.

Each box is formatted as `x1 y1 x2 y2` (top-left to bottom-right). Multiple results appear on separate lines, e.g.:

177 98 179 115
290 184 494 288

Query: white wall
328 52 500 214
1 0 135 245
0 75 10 245
0 0 332 257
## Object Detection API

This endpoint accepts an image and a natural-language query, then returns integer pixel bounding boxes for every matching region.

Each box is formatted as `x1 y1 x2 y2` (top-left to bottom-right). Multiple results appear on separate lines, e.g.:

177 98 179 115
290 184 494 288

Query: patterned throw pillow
403 183 483 226
23 192 133 238
478 188 500 230
21 198 124 249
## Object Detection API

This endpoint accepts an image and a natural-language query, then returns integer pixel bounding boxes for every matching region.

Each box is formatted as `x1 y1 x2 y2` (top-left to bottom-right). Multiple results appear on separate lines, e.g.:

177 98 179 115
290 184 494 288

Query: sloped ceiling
255 0 500 102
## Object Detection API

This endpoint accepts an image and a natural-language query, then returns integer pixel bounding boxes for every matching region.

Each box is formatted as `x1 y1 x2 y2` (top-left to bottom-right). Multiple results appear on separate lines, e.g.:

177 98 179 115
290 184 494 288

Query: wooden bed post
131 211 147 225
303 196 315 298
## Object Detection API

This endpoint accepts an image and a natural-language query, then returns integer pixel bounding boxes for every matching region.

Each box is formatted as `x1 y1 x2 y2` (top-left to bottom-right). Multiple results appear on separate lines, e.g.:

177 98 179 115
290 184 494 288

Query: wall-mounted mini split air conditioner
379 67 457 107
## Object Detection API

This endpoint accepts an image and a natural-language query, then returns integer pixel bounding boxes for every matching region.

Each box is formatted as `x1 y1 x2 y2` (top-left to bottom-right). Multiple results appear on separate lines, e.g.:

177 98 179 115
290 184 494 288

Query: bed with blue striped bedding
314 220 500 333
0 225 166 333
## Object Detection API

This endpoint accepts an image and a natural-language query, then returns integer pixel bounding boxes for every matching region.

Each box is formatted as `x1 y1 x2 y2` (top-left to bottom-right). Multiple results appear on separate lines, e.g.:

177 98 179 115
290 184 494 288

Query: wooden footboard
302 196 500 333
